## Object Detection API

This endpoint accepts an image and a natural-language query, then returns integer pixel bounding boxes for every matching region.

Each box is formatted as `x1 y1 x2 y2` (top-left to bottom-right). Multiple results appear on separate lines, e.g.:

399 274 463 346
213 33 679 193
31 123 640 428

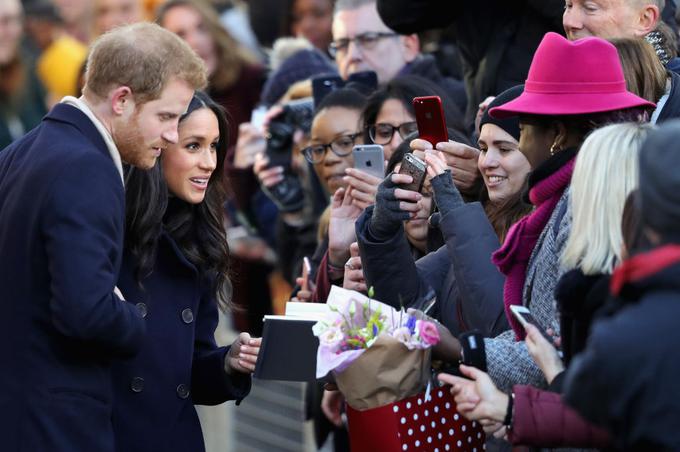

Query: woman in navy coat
112 91 261 452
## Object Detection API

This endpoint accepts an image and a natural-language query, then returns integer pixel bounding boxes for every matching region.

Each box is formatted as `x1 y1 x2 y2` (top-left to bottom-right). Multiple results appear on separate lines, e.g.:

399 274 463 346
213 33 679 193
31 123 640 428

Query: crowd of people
2 0 680 451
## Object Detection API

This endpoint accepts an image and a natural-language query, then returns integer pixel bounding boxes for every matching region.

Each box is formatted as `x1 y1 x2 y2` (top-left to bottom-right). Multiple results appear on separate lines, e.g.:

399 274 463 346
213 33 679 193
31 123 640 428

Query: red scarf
492 157 576 340
610 244 680 296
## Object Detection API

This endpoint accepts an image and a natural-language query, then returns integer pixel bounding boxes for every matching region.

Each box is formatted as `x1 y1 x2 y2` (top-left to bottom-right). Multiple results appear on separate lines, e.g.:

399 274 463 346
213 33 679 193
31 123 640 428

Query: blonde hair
561 122 653 275
84 22 207 104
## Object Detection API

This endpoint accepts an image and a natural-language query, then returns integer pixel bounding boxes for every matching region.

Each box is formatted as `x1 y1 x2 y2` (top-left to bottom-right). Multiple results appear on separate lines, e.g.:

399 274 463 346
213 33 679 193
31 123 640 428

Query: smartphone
397 153 427 192
301 256 312 291
509 305 558 347
250 105 267 132
352 144 385 178
312 74 344 107
413 96 448 146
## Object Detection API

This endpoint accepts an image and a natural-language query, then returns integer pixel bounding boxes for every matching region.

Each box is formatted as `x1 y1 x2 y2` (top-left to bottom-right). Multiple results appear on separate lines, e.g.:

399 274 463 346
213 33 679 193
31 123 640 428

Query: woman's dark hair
621 189 650 256
124 91 232 311
522 107 652 148
481 186 533 243
386 131 418 174
314 86 367 115
361 75 471 146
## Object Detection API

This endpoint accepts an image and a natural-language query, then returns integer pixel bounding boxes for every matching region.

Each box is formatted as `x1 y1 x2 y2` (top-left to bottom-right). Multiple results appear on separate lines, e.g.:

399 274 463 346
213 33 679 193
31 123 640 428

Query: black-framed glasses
328 32 399 57
368 122 418 145
302 132 362 164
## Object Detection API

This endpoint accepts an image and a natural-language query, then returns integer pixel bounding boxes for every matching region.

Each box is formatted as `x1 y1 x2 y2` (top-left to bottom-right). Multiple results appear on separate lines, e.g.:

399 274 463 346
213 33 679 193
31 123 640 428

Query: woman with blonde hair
438 122 653 449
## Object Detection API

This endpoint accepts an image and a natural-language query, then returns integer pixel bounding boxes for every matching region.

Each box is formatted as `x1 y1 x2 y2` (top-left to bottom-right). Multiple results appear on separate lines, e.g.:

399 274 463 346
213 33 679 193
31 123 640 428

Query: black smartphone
397 153 427 192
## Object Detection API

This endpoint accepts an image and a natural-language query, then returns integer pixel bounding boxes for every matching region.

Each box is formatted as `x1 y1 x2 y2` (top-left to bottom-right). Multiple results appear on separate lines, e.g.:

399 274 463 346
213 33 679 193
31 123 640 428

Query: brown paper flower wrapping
334 335 431 410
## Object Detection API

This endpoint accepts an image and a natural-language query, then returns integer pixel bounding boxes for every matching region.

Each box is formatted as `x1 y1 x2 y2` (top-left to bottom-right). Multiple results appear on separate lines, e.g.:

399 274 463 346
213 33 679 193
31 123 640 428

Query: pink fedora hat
490 32 655 119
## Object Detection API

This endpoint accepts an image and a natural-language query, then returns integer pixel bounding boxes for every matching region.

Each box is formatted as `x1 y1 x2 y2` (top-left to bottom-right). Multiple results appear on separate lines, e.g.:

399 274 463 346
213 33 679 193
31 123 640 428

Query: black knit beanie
479 85 524 141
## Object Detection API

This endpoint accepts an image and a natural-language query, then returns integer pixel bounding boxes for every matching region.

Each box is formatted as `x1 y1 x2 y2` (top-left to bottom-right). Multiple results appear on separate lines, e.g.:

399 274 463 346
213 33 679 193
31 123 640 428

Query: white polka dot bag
345 389 486 452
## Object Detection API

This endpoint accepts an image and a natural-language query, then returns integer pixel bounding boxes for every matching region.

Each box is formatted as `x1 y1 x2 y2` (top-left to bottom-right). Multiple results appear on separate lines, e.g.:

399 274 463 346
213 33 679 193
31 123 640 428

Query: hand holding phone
413 96 448 146
397 153 427 192
509 305 559 347
352 144 385 178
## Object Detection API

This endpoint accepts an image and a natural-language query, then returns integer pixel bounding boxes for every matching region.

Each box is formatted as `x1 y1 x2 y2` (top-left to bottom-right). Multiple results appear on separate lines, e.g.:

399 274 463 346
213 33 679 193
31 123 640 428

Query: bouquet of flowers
313 286 440 409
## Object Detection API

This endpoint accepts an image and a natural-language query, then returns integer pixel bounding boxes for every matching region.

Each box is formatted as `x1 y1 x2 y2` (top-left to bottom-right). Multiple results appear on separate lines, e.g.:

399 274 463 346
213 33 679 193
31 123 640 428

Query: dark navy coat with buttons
112 231 251 452
0 104 146 452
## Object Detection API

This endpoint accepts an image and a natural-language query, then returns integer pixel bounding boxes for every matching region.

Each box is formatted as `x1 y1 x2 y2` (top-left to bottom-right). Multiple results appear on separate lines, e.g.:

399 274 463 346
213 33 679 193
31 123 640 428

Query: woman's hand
292 277 316 302
424 151 465 214
411 138 481 195
343 242 366 293
233 123 266 169
226 332 262 374
343 167 383 210
525 324 565 384
369 172 422 239
253 152 283 188
328 187 363 268
438 365 508 428
321 389 345 427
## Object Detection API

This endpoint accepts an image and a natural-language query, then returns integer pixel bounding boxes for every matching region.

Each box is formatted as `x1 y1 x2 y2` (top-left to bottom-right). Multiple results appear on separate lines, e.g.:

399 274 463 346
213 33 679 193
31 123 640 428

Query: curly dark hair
124 91 232 311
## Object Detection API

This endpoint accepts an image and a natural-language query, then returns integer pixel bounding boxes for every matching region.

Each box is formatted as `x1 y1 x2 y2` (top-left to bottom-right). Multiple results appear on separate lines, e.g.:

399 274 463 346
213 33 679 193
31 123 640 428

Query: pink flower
416 320 440 346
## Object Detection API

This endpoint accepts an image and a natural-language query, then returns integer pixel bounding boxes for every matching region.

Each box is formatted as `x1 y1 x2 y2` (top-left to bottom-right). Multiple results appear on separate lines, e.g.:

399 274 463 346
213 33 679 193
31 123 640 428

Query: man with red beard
0 23 206 452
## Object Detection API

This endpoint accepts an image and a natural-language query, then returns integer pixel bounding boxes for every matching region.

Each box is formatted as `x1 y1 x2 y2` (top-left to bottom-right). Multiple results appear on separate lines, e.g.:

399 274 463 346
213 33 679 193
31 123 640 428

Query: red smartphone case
413 96 448 146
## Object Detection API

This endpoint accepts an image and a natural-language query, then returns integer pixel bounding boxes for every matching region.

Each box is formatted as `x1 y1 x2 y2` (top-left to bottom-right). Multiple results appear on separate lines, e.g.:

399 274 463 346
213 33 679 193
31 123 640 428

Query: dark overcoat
113 231 251 452
0 104 145 452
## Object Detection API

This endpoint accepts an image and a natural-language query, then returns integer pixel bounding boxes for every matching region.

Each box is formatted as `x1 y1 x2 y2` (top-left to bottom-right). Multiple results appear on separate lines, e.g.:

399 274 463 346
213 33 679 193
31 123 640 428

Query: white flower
391 327 417 350
319 326 345 350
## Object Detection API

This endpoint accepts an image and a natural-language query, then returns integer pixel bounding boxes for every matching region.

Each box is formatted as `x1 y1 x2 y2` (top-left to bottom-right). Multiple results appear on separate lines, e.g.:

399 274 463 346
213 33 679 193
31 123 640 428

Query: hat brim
489 91 656 119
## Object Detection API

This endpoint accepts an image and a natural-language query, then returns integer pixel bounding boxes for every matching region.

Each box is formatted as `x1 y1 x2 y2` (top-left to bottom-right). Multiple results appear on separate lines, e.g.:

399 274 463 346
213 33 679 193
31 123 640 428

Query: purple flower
406 315 416 334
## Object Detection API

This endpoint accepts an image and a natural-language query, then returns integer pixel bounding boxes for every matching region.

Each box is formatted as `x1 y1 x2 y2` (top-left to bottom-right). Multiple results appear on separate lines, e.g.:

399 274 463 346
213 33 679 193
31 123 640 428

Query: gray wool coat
484 190 572 393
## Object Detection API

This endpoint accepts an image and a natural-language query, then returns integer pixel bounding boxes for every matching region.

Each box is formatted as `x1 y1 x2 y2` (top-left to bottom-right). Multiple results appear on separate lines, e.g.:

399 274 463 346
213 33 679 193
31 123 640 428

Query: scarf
610 244 680 296
492 152 576 340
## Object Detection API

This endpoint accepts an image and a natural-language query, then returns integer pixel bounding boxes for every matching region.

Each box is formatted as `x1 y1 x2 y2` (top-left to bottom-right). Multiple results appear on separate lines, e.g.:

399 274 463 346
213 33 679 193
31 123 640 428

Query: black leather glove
369 173 411 239
430 170 464 214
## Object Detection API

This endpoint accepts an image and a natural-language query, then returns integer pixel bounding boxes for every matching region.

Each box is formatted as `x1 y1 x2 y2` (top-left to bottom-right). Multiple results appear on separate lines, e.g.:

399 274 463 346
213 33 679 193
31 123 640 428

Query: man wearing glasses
330 0 466 114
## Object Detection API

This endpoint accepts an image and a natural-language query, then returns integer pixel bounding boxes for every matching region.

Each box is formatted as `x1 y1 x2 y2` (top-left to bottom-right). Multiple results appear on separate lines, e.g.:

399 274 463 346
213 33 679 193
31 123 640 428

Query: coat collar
159 231 199 276
45 103 116 172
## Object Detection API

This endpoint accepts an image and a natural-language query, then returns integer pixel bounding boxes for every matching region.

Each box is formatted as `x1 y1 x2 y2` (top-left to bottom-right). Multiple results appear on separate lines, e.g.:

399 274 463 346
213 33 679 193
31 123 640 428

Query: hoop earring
550 142 560 156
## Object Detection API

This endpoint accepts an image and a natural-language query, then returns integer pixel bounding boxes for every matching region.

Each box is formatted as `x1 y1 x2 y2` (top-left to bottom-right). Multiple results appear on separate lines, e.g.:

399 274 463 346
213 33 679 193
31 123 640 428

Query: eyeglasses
368 122 418 145
302 132 362 164
328 32 399 57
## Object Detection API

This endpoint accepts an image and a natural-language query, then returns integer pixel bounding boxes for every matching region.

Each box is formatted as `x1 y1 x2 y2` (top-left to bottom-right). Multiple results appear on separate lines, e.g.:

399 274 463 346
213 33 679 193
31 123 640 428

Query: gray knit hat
639 119 680 240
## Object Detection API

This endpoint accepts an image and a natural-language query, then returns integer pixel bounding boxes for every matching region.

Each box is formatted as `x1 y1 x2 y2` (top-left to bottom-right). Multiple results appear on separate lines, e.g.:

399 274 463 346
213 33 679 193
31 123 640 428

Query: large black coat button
181 308 194 324
130 377 144 393
176 384 190 399
136 303 148 319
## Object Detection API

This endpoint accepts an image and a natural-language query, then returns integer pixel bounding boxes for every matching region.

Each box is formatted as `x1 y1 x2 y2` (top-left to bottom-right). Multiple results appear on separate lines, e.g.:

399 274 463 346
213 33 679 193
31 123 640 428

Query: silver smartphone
352 144 385 178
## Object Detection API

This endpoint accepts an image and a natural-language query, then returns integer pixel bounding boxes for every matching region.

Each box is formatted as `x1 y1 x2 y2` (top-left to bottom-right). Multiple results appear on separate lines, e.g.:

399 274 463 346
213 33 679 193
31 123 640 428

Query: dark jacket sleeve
355 206 447 310
439 202 508 336
42 153 145 357
508 385 610 448
191 283 251 405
